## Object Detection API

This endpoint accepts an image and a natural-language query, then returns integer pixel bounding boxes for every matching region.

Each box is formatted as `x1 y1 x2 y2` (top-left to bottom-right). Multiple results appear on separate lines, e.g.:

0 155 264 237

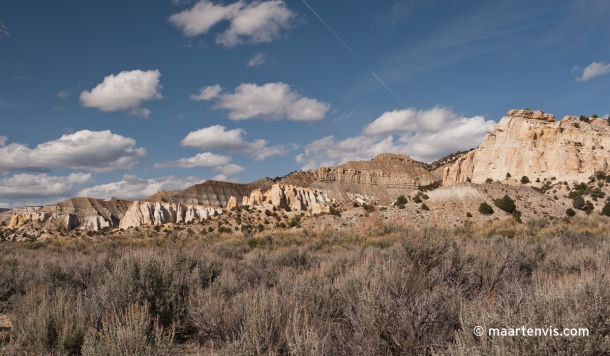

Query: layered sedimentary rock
119 201 221 229
9 198 131 231
312 153 439 205
443 109 610 185
144 180 270 207
317 153 438 187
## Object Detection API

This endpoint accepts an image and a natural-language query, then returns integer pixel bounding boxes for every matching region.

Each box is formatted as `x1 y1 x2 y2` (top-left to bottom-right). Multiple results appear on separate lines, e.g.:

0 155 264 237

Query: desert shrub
485 178 493 183
593 114 598 118
600 202 610 217
329 206 341 217
573 195 585 210
419 180 441 192
395 195 408 205
566 208 576 217
479 202 494 215
11 288 85 355
82 302 173 356
352 202 359 207
506 172 511 178
521 175 530 184
421 203 430 211
466 212 472 218
413 195 422 204
493 195 516 213
362 203 375 212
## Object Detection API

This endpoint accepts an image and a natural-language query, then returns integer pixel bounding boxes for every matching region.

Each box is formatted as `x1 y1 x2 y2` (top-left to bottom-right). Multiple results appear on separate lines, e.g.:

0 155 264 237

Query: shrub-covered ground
1 216 610 355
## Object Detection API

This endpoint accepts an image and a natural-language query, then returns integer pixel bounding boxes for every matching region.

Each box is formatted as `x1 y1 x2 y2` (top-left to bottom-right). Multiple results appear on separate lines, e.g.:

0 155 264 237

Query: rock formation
258 184 333 214
312 153 439 205
8 198 131 231
119 202 221 229
317 153 438 187
144 180 269 207
444 109 610 185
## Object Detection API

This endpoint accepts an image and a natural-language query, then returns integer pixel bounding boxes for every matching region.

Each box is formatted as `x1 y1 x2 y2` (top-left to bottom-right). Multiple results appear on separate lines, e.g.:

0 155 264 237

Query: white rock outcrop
259 184 333 214
119 201 221 229
444 109 610 185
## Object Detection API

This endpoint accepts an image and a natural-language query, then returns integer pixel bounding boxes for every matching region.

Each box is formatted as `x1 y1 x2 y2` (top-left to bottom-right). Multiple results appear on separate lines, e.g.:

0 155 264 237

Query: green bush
572 195 585 210
395 195 408 205
493 195 516 213
479 202 494 215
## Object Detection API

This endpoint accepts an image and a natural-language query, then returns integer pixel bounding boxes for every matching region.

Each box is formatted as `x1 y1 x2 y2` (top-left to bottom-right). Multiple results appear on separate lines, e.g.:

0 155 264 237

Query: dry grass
0 215 609 355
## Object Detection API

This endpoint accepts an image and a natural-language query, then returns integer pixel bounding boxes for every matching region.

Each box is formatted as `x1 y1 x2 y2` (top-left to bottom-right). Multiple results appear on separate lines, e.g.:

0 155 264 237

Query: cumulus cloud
296 107 495 169
169 0 294 47
0 23 9 39
0 130 147 173
189 84 222 101
0 173 91 200
576 61 610 82
154 152 232 169
181 124 290 160
77 174 202 200
80 69 162 117
247 52 266 67
203 82 329 121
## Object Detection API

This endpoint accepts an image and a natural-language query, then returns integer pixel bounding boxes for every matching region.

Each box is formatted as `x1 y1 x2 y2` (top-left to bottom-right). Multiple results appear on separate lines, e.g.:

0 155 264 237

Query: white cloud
154 152 232 169
0 173 92 200
209 82 329 121
576 61 610 82
296 107 495 169
181 124 289 160
77 175 203 200
80 69 162 115
212 163 245 176
189 84 222 101
0 130 147 173
217 1 293 46
169 0 294 47
247 52 266 67
0 136 6 147
0 23 9 39
57 90 71 98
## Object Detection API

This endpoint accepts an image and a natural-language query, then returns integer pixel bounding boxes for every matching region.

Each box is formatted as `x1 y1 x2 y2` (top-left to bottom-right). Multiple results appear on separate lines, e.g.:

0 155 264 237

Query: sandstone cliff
312 153 439 205
444 109 610 185
119 202 221 229
8 197 132 231
260 184 333 214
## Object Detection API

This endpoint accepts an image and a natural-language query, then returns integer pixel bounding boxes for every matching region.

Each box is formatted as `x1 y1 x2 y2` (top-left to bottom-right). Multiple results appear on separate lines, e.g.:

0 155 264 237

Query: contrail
370 71 406 106
300 0 357 58
300 0 405 106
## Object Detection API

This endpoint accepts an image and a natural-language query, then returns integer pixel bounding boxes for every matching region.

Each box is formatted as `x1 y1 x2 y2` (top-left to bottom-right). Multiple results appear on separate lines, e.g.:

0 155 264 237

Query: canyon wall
443 109 610 185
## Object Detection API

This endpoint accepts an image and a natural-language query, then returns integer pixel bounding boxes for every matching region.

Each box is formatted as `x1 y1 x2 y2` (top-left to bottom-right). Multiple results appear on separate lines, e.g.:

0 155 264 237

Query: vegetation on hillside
1 215 610 355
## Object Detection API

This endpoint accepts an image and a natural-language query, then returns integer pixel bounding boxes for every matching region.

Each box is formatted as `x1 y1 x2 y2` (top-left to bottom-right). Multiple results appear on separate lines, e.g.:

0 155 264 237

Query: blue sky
0 0 609 207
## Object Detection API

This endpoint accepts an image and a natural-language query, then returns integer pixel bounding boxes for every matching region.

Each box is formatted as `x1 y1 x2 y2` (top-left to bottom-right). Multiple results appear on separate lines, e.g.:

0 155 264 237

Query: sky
0 0 609 208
